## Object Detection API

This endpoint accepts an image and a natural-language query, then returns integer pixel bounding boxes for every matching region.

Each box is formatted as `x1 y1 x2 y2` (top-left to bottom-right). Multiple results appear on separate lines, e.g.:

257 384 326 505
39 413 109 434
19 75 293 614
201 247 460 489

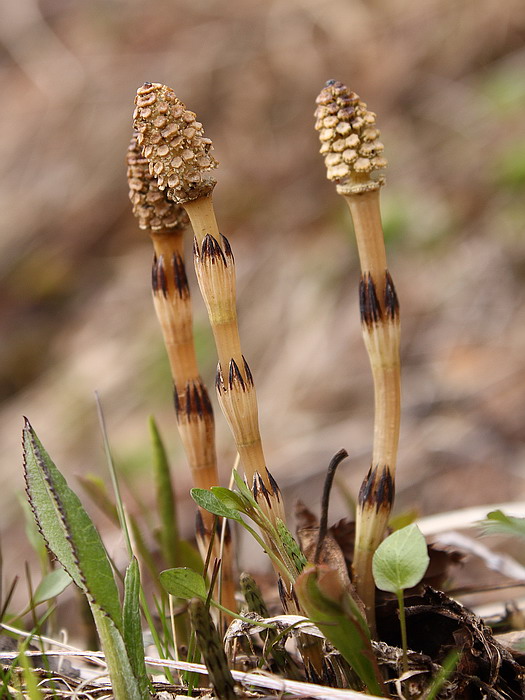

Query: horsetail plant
133 83 283 528
315 80 401 631
127 132 236 614
132 82 330 677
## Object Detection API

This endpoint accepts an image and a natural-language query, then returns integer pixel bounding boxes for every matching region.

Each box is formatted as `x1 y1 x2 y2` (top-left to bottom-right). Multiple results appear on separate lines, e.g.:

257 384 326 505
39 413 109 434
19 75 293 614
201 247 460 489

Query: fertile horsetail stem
315 80 401 631
133 82 279 520
127 132 236 612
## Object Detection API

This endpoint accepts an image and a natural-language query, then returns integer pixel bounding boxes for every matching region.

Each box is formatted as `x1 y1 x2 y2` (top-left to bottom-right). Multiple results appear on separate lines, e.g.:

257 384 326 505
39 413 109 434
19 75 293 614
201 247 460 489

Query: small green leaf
232 469 257 506
160 568 207 601
22 420 123 630
210 487 246 513
123 558 150 698
372 524 429 594
480 510 525 539
33 568 72 605
178 540 204 572
190 489 242 521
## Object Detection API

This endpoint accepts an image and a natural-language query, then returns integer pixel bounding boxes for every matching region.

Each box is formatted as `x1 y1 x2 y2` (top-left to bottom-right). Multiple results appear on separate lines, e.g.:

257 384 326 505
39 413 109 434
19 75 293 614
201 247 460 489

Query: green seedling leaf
160 568 207 601
22 420 123 631
295 565 385 696
425 649 460 700
123 558 150 698
150 417 180 567
33 568 72 606
232 469 258 506
480 510 525 540
178 540 204 573
190 488 242 522
210 486 247 513
373 524 429 594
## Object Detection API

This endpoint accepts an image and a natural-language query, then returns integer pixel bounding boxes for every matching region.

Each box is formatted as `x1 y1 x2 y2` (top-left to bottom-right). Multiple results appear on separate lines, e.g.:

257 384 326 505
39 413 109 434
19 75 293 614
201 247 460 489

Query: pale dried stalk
315 80 401 631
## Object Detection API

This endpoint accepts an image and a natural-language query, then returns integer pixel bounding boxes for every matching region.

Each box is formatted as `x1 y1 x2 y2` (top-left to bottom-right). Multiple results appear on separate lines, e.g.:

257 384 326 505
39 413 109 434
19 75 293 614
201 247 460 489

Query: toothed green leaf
22 420 122 631
159 567 207 601
372 524 429 594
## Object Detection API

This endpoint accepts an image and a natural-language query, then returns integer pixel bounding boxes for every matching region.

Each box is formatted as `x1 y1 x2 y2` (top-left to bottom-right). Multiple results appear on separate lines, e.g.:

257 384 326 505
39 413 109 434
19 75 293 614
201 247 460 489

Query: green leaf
425 649 460 700
295 565 385 696
232 469 257 506
123 558 150 698
178 540 204 572
22 420 123 631
190 489 242 521
33 568 72 605
93 606 146 700
150 417 180 567
160 568 207 601
480 510 525 540
210 487 247 513
373 524 429 594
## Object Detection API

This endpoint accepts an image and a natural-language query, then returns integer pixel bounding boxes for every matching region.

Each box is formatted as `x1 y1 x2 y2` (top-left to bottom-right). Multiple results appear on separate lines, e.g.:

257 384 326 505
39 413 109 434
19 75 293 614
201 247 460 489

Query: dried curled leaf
133 82 218 204
225 612 323 641
314 79 387 194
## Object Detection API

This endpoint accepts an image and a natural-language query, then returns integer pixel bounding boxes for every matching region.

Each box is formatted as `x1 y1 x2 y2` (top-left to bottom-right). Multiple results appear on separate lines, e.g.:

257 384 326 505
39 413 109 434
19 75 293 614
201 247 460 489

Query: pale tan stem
183 195 220 246
344 190 401 632
368 338 401 473
187 195 274 495
344 190 387 300
151 230 199 390
150 229 238 614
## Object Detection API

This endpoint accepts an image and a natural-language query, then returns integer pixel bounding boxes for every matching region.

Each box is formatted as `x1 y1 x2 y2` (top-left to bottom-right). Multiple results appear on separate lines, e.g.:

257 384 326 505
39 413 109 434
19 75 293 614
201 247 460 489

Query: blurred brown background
1 0 525 587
